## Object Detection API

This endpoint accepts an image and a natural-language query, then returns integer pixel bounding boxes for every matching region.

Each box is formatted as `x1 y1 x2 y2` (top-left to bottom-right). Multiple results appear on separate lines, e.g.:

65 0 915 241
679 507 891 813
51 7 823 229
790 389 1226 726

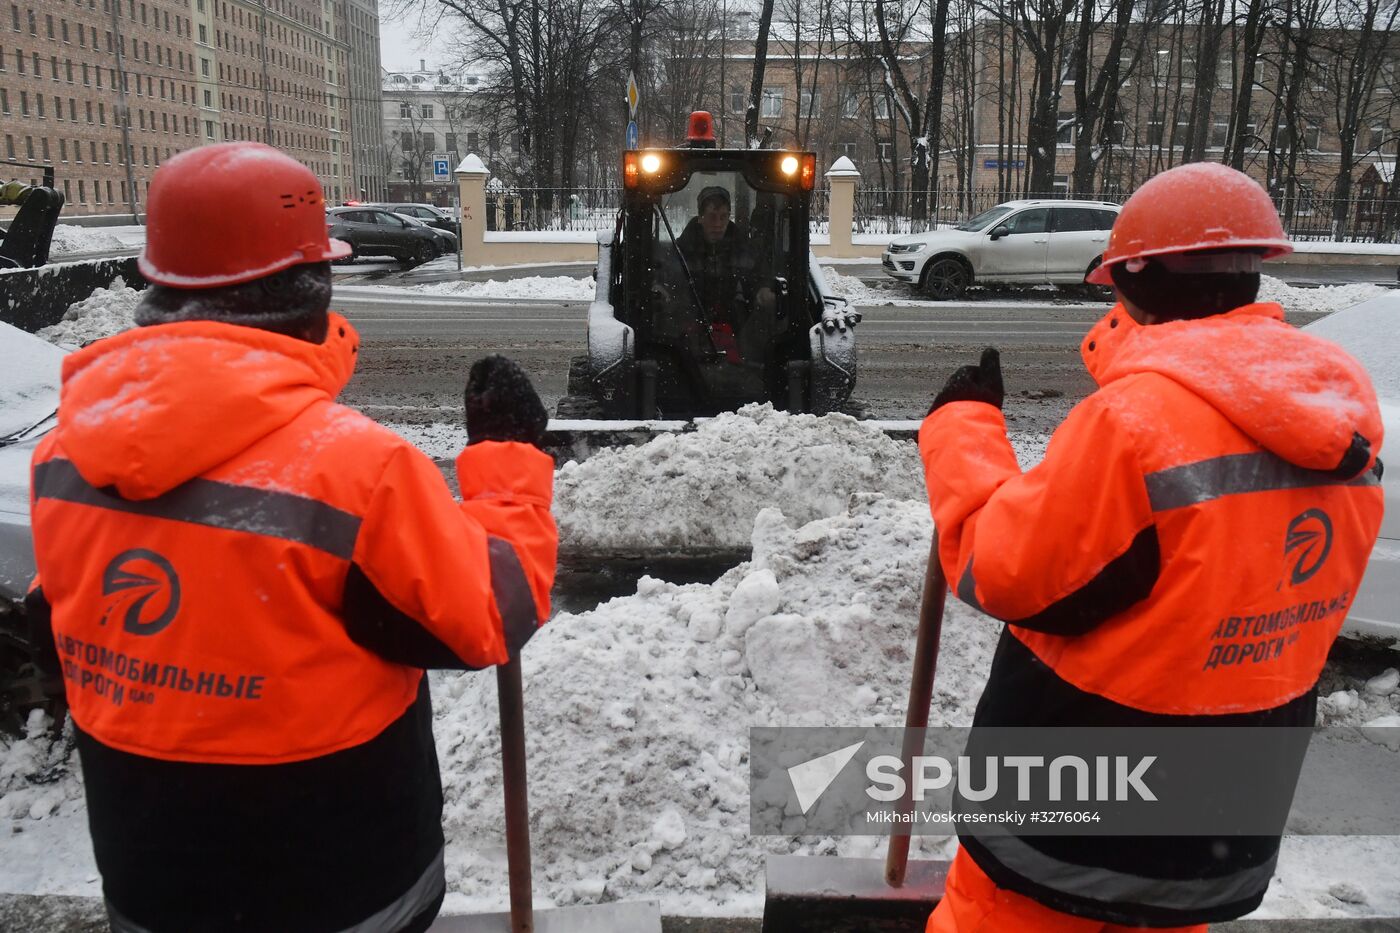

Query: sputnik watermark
750 726 1400 836
863 754 1157 803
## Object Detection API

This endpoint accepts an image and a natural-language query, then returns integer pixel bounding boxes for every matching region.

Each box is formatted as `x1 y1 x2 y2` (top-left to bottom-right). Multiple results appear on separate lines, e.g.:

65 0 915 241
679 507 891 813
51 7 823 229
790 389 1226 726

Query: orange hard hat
139 142 350 289
1087 162 1291 284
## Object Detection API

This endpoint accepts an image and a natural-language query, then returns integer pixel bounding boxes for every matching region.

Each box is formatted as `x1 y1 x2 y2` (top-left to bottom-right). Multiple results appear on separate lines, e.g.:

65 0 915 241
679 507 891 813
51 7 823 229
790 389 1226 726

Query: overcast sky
377 11 440 74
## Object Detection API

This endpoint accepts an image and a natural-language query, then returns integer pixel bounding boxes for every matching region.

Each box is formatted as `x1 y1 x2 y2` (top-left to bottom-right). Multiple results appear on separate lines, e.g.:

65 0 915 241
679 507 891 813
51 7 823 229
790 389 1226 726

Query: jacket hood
55 312 359 499
1083 302 1383 473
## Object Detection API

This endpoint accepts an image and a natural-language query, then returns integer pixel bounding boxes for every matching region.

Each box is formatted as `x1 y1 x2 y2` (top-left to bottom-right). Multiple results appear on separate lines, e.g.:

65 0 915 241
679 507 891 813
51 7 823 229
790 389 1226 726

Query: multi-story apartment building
339 0 382 200
0 0 383 216
715 20 1400 209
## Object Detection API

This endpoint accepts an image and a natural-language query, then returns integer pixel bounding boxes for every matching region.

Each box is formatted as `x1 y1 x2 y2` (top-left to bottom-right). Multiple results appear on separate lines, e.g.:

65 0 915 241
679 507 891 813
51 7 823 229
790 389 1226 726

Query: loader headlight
780 155 799 175
641 153 662 174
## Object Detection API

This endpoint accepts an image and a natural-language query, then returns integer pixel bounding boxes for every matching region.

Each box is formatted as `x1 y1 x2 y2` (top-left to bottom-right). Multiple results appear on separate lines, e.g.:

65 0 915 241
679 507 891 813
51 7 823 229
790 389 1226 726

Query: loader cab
608 125 823 416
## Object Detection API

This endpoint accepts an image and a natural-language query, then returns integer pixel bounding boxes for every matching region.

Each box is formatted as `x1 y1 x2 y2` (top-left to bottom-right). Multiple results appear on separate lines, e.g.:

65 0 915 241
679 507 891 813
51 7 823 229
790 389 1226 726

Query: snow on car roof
0 320 65 440
1303 291 1400 403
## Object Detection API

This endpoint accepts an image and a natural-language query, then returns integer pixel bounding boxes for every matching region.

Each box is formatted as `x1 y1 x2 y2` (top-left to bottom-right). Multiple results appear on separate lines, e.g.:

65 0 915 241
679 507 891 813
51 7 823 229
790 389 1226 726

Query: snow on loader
555 112 861 423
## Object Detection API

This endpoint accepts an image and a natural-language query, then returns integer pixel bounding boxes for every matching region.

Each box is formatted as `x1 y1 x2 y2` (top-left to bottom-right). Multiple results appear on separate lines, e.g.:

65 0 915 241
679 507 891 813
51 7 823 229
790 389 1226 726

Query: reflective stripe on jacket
919 302 1384 925
30 312 556 764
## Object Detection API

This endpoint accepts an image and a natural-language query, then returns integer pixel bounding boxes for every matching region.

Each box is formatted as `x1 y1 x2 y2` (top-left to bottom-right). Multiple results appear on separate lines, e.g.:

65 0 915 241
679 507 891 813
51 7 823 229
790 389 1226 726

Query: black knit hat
698 186 731 211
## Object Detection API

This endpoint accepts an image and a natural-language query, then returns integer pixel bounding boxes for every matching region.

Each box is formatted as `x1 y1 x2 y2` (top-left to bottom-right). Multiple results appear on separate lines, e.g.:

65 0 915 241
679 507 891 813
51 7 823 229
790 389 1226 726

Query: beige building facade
0 0 383 215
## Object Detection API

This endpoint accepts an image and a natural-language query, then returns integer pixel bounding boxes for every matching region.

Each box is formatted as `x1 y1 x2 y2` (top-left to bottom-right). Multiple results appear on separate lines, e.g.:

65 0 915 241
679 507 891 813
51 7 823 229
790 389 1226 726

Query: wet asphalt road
332 285 1331 428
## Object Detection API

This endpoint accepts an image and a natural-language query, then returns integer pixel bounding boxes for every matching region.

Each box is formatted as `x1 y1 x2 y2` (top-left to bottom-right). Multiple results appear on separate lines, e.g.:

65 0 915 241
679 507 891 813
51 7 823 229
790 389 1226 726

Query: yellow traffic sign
627 72 639 116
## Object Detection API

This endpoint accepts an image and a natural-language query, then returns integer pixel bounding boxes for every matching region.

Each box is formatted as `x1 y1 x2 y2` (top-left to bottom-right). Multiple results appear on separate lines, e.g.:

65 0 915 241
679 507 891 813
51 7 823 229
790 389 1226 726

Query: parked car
882 199 1121 300
393 212 458 257
1301 292 1399 644
326 206 441 267
0 321 65 732
366 202 460 237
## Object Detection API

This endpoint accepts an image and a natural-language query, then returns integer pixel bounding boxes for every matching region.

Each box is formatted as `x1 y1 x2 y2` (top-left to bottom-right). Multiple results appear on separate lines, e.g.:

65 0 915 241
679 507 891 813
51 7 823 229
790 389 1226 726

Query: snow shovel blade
761 854 946 933
432 900 663 932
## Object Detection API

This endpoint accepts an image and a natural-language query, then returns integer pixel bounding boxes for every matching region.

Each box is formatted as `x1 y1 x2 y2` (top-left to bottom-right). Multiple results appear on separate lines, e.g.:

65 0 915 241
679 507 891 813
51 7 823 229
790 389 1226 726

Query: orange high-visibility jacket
920 302 1383 926
28 312 556 931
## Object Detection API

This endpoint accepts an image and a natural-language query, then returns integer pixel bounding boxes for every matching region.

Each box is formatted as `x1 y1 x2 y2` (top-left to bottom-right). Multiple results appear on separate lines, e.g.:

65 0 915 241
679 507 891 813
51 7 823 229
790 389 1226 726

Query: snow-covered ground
390 275 597 301
5 262 1399 921
46 224 146 257
832 268 1389 315
358 267 1388 314
3 408 1398 921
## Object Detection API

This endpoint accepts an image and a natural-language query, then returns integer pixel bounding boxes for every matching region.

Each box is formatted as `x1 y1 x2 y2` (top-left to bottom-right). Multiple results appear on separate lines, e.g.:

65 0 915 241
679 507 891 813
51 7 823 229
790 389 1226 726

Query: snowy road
333 288 1331 427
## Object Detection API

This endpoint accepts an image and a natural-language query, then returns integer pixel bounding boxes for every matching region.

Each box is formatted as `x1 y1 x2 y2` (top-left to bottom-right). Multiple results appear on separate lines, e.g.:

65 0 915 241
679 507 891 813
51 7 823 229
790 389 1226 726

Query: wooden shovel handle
885 532 948 888
498 658 534 933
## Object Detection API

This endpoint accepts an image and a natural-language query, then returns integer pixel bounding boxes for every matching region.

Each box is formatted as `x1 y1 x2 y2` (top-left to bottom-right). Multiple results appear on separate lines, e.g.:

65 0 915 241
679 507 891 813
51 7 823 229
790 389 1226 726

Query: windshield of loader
652 171 792 365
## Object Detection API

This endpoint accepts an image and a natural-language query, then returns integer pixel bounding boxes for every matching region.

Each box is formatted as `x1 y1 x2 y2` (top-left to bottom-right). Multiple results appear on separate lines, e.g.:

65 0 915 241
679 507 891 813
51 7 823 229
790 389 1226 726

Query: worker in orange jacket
26 143 558 932
921 163 1385 931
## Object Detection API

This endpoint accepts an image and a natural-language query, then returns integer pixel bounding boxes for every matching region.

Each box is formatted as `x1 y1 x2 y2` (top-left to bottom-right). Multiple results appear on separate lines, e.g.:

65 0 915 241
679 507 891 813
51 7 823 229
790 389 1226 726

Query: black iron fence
494 184 1400 244
851 186 1400 243
485 187 621 233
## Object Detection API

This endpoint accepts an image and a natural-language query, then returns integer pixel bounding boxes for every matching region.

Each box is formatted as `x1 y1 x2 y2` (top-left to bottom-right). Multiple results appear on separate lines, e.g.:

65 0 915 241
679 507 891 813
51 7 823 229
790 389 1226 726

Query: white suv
882 199 1121 300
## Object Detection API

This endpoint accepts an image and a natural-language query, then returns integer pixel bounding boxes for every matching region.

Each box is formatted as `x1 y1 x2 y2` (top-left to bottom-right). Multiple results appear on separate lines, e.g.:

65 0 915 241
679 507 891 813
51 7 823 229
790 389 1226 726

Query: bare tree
1226 0 1274 167
874 0 951 218
746 0 778 146
1324 0 1399 238
1067 0 1137 191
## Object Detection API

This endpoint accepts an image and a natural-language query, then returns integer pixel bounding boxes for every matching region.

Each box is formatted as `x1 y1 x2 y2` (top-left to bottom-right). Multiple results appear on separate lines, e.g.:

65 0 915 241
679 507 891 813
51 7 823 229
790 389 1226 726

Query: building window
761 87 783 118
874 96 891 119
837 142 857 159
1210 120 1229 148
877 140 893 161
399 101 411 118
1057 112 1075 144
842 93 859 118
206 119 215 138
1147 119 1164 146
1217 59 1234 89
420 103 433 118
799 88 820 114
467 130 479 151
201 57 209 76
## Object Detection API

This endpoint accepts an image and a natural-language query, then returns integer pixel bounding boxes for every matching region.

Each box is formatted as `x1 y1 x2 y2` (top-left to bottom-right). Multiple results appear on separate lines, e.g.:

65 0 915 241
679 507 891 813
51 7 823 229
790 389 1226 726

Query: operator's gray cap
698 186 731 211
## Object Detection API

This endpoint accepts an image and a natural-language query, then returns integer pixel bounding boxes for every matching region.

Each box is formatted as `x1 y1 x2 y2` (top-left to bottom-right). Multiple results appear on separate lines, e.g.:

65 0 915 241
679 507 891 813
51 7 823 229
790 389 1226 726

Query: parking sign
432 153 450 182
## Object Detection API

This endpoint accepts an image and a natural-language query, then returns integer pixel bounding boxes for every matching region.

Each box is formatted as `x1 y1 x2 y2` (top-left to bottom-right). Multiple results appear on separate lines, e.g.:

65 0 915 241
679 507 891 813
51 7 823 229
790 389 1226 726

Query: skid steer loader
556 112 860 421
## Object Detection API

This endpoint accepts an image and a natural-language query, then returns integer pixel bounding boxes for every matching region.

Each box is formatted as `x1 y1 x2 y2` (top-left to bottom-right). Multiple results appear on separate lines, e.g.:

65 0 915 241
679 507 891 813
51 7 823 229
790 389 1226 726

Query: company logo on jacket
101 549 181 636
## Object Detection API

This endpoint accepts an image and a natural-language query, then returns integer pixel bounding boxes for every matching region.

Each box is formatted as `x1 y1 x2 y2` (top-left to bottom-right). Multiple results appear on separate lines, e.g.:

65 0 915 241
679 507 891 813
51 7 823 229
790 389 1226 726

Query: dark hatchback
326 206 441 266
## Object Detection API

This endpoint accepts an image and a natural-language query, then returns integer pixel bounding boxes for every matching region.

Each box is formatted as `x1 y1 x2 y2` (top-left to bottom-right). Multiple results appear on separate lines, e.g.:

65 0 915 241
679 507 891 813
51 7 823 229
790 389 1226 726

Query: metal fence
851 186 1400 243
485 187 621 233
492 184 1400 243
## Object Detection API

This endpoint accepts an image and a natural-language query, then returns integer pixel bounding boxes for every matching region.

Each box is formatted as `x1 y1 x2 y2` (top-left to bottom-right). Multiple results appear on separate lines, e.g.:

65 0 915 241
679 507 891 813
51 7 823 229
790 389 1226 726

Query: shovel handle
497 658 534 933
885 532 948 888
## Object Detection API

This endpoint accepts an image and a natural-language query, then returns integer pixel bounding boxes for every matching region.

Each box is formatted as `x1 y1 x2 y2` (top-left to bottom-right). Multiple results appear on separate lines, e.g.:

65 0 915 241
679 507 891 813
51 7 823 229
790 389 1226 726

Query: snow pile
37 278 142 347
553 406 924 551
47 225 125 256
406 275 594 301
433 492 996 916
822 268 900 306
1259 275 1385 315
0 712 81 824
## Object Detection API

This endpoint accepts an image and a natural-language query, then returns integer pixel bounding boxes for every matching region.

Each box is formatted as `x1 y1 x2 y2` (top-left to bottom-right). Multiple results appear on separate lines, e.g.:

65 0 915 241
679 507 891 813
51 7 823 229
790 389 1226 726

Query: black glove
464 355 549 447
929 347 1004 414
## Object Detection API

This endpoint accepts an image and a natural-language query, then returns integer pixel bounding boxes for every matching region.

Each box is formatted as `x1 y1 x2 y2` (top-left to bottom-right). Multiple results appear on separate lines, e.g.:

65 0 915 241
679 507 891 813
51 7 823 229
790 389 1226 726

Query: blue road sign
433 156 450 181
626 121 639 150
